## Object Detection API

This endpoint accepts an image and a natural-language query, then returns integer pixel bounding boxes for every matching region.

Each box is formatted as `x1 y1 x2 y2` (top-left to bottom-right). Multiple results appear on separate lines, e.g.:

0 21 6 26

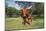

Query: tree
34 3 44 16
6 7 16 17
6 7 20 17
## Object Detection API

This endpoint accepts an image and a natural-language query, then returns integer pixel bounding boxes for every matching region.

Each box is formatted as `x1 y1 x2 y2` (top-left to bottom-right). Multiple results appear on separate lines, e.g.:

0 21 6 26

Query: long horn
26 6 32 9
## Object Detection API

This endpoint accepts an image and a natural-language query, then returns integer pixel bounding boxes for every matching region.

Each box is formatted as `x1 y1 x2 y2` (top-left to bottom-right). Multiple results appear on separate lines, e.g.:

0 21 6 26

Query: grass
5 17 44 30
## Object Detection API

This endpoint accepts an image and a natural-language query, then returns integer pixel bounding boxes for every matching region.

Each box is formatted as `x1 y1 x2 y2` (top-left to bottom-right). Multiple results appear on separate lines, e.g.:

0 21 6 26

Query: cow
19 8 32 25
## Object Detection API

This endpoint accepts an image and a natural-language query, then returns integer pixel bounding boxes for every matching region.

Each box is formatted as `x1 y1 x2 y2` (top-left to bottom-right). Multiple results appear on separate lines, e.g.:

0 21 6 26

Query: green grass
5 17 44 30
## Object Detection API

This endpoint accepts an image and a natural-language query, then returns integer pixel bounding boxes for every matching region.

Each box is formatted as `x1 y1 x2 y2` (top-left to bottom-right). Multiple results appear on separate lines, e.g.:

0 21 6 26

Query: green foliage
28 9 32 14
5 7 19 17
6 7 15 17
33 3 44 16
15 9 19 15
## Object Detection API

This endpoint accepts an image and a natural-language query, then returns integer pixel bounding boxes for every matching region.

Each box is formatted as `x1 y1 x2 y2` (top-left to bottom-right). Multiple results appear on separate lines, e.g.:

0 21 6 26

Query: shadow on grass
32 16 44 21
5 15 20 18
33 16 44 19
5 30 11 31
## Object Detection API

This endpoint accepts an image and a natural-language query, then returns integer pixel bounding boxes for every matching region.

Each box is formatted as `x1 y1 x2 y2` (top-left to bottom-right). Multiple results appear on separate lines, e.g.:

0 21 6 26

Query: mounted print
5 0 44 31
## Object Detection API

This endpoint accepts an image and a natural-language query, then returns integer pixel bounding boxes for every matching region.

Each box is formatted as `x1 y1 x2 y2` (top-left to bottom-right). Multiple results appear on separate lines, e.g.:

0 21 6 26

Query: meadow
5 16 44 30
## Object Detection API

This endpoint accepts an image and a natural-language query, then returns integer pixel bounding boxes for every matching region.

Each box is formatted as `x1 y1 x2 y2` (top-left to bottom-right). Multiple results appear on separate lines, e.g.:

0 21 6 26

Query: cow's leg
26 18 30 25
22 18 26 25
22 18 30 25
28 17 32 25
27 15 32 25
